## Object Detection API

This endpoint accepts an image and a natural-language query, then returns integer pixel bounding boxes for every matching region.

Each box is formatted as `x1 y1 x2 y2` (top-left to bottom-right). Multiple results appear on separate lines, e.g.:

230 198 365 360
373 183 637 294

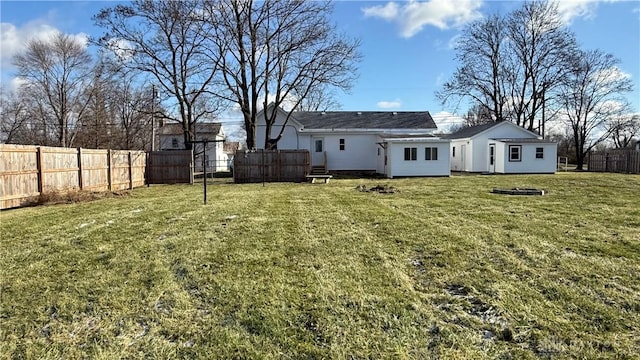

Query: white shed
446 121 557 174
377 135 450 178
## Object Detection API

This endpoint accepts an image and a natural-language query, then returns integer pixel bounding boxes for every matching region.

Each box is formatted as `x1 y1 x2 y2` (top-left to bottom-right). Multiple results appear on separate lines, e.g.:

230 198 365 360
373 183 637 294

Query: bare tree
462 103 495 127
94 0 222 149
206 0 360 149
295 85 342 112
110 74 154 150
506 1 577 132
73 60 116 149
607 114 640 149
558 49 633 170
438 1 576 134
13 33 94 147
437 13 509 123
0 88 30 144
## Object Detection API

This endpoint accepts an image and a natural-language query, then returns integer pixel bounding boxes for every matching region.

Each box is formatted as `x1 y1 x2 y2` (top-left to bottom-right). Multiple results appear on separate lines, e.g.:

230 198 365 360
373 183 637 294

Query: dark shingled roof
158 123 221 136
291 111 437 130
442 122 499 139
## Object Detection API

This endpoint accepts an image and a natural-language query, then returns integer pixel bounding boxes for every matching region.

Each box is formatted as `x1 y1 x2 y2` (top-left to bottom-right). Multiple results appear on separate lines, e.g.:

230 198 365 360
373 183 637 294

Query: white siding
256 123 300 149
449 122 556 173
386 141 450 178
499 142 557 173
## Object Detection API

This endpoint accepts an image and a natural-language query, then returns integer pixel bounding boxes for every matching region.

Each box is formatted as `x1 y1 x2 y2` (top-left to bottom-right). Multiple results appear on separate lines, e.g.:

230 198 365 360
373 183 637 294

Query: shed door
489 144 496 173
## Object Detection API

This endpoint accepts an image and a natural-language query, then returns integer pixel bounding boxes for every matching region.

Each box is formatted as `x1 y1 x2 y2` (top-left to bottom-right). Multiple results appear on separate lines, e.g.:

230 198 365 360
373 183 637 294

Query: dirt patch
30 190 131 206
355 184 399 194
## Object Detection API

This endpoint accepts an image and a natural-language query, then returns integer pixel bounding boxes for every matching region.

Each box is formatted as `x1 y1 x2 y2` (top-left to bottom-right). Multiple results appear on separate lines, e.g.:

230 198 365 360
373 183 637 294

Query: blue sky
1 0 639 131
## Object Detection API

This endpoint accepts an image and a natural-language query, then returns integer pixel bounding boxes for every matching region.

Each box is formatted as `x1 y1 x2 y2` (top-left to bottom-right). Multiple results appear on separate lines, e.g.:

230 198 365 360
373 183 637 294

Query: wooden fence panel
233 150 309 183
80 149 109 191
131 151 147 188
588 150 640 174
1 144 148 210
0 145 39 209
40 146 79 192
146 150 194 184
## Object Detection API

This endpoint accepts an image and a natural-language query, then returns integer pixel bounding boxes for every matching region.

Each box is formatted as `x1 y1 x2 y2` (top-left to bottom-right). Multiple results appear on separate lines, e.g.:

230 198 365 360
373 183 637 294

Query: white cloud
553 0 620 24
377 99 402 109
1 20 88 75
362 0 484 38
362 2 399 20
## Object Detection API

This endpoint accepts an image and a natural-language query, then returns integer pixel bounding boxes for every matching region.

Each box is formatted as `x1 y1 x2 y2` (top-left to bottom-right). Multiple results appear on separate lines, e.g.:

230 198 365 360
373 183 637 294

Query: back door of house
312 137 325 166
489 144 496 173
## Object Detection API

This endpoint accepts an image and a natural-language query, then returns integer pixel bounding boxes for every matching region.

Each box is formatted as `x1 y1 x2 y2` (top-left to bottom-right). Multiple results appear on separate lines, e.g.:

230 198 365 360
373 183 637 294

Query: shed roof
442 122 499 139
491 138 556 144
291 111 437 130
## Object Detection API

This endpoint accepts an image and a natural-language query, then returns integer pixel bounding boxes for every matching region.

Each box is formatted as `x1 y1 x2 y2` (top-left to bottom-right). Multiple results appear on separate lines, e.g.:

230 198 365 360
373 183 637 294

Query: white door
312 137 325 166
489 144 496 173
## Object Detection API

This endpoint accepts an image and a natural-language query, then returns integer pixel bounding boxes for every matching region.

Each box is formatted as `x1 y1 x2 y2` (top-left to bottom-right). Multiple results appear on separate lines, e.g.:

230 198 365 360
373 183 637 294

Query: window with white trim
425 147 438 160
452 146 456 157
339 138 345 151
536 147 544 159
172 138 179 148
509 145 521 162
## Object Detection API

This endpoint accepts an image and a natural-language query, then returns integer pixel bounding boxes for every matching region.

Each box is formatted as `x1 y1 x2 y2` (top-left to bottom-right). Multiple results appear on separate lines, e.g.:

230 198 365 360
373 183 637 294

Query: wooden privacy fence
146 150 194 184
233 149 310 183
588 150 640 174
0 144 146 210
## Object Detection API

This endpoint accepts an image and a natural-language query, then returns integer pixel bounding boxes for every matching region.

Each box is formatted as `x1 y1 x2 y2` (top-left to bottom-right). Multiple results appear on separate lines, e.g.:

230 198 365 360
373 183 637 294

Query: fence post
128 151 134 189
107 150 113 191
36 146 43 194
77 147 83 190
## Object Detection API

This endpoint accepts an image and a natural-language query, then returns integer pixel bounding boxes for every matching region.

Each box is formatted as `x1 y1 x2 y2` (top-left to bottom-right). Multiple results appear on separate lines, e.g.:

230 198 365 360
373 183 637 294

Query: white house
158 123 227 172
445 121 557 174
255 105 450 178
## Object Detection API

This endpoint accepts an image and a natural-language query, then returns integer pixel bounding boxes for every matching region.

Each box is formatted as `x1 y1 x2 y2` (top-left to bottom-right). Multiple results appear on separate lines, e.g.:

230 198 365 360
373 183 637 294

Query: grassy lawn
1 173 639 359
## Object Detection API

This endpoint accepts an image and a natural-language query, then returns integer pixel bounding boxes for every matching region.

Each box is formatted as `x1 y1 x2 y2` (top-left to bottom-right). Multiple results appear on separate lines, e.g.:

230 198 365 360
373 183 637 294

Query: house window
377 148 380 156
404 147 417 161
509 145 522 162
536 147 544 159
339 138 345 151
425 147 438 161
452 146 456 157
172 138 179 148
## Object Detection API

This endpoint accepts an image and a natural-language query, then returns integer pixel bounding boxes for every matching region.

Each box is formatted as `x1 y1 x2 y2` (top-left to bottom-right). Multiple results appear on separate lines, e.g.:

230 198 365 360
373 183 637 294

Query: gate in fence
146 150 194 184
233 149 310 183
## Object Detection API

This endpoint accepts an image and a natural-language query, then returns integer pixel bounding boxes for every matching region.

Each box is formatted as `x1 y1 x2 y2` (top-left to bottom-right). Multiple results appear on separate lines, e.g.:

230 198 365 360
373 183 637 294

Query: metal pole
203 141 207 205
151 84 156 151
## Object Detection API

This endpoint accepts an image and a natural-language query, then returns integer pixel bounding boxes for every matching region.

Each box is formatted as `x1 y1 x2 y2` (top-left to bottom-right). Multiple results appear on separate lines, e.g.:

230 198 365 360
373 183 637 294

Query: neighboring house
255 104 450 178
158 123 227 172
444 121 557 174
635 140 640 152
